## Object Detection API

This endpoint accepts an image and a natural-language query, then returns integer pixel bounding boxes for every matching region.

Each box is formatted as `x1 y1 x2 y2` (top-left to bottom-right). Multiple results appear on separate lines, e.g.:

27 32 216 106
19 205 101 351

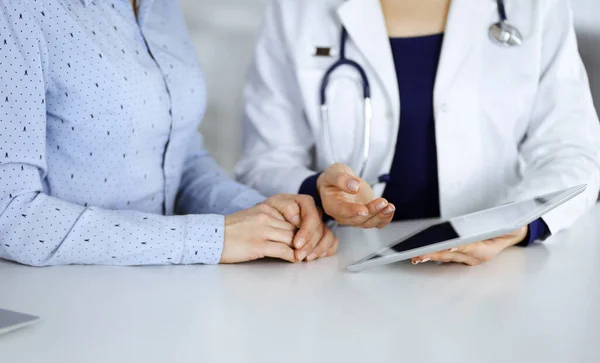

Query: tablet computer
346 185 586 272
0 308 39 337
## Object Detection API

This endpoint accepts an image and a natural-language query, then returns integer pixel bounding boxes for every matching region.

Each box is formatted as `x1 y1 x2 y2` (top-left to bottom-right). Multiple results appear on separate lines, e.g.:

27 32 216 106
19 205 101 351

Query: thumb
324 169 361 194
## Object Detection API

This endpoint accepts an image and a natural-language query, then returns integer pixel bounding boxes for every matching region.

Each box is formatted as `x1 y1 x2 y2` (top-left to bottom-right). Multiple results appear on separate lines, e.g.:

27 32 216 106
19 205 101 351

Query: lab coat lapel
434 0 494 100
337 0 400 121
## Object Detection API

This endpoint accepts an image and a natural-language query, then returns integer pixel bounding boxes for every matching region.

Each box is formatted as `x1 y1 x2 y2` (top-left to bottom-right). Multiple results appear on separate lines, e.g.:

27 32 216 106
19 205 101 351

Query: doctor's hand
317 163 395 228
411 227 528 266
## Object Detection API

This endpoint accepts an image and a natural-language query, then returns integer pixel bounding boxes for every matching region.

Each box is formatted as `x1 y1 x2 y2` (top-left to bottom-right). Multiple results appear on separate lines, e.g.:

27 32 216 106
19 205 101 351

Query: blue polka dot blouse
0 0 266 266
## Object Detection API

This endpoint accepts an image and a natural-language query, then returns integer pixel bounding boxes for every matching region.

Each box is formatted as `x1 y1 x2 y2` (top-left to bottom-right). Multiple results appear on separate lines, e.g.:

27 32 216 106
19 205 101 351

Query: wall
181 0 600 172
180 0 266 172
572 0 600 114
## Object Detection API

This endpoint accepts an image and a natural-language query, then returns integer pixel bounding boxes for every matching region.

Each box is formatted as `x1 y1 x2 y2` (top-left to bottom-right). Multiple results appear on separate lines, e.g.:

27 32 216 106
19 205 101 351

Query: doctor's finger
324 170 362 194
327 199 370 220
360 214 388 229
360 200 395 228
375 204 395 228
418 251 481 266
336 213 373 227
366 198 390 215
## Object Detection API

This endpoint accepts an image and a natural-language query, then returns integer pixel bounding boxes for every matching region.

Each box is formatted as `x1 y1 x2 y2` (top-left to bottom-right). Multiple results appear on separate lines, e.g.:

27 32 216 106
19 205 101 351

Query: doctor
236 0 600 265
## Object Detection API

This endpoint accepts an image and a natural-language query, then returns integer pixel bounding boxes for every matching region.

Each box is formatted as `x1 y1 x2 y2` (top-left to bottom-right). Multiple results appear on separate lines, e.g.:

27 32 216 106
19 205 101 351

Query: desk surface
1 205 600 363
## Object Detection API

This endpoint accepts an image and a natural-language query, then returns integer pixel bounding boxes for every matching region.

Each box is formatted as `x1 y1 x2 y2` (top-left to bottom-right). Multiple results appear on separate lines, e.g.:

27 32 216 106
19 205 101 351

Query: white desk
1 205 600 363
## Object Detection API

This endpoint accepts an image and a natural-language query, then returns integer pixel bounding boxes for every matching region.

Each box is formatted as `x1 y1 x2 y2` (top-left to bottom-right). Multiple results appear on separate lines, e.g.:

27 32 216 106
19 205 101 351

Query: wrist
299 172 325 209
507 226 529 248
316 172 325 196
224 214 232 227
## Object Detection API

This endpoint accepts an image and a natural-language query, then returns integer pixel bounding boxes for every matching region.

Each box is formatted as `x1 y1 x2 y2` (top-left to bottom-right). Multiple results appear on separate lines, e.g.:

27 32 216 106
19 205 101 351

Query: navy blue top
382 34 443 220
300 34 550 246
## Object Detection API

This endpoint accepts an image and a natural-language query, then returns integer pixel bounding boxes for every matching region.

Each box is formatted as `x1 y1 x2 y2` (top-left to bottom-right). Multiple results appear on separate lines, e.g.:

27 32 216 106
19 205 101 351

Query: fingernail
449 248 458 252
291 215 301 226
320 252 328 259
347 180 360 192
412 260 420 265
297 251 307 261
307 253 318 261
421 258 431 263
376 201 388 211
295 238 306 249
357 210 369 217
383 206 394 215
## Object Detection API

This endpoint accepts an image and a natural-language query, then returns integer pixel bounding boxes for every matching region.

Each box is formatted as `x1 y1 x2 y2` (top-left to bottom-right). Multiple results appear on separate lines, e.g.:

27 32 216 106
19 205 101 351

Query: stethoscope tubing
319 0 520 187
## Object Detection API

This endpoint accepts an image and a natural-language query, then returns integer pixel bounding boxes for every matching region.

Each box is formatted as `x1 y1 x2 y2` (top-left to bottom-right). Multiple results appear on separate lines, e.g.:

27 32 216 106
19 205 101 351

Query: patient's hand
411 227 528 266
263 194 338 262
317 163 395 228
221 203 297 263
220 194 338 264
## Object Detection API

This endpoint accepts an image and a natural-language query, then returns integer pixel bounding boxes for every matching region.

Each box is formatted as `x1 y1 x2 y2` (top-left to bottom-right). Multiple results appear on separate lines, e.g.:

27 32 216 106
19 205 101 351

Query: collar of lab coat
337 0 495 110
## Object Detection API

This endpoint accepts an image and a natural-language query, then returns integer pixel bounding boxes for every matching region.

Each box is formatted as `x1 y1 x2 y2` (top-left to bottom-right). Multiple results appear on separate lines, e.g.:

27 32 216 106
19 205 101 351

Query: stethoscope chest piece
489 21 523 47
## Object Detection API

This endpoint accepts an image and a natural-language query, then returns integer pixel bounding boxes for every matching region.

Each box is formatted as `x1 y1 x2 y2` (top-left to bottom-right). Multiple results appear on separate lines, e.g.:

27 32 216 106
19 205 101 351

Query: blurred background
180 0 600 173
181 0 267 172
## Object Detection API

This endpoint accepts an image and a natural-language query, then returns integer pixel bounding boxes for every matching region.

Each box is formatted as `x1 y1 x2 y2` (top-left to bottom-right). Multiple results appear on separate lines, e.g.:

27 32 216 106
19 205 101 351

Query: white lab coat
236 0 600 234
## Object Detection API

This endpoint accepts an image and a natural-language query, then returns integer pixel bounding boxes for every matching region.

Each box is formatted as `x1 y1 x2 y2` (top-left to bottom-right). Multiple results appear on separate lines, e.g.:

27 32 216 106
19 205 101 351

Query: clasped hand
221 194 338 264
220 162 398 264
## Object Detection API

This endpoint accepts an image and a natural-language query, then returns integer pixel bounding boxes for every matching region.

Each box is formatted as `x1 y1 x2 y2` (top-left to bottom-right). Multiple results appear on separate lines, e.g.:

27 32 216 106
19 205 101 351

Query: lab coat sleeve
0 1 224 267
503 0 600 234
175 132 266 216
519 219 551 247
234 0 317 196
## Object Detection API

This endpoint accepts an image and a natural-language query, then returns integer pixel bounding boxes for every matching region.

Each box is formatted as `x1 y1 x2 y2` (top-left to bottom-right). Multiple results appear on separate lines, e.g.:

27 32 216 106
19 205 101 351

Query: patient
0 0 336 266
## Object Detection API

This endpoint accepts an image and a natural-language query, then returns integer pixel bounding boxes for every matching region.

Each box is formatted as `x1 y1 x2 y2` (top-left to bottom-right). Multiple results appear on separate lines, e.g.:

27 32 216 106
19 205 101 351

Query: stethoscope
319 0 522 187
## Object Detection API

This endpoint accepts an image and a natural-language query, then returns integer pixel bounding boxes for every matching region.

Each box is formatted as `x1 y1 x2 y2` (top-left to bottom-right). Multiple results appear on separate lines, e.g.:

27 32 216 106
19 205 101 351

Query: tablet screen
368 222 459 260
366 186 585 262
349 185 586 271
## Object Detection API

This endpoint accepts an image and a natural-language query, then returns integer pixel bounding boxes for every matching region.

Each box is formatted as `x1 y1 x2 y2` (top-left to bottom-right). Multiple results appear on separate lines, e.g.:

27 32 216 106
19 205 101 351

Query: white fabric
236 0 600 234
